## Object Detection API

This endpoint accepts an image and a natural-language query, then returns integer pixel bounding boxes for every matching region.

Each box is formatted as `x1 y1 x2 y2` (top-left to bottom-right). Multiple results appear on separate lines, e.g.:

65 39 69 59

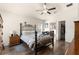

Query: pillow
22 31 35 35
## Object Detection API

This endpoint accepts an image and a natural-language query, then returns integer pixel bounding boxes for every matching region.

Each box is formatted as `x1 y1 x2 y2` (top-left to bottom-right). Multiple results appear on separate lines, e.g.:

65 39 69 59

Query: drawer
9 35 20 46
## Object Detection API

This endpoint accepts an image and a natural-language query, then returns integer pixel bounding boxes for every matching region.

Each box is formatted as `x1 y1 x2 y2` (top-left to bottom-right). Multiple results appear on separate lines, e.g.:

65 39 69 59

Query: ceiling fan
36 3 56 15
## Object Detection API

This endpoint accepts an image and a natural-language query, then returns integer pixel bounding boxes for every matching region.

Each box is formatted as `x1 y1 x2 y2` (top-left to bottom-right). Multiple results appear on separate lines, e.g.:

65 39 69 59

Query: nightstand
9 34 20 47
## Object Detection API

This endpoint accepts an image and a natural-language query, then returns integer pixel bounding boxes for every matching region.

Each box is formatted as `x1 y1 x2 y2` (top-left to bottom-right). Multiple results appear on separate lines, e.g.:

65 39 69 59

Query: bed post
50 31 54 47
35 25 37 55
20 23 22 37
52 31 54 47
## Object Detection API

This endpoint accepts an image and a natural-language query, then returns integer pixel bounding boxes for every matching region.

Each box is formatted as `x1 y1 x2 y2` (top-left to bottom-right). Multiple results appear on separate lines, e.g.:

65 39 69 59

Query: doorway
58 21 65 41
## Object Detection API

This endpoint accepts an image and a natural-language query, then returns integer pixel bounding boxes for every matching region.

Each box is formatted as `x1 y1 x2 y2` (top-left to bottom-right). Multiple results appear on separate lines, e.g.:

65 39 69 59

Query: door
58 21 65 41
74 21 79 54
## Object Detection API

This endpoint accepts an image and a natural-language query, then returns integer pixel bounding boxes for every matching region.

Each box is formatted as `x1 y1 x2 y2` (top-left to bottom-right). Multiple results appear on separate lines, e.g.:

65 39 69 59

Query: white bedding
21 31 42 49
21 34 35 48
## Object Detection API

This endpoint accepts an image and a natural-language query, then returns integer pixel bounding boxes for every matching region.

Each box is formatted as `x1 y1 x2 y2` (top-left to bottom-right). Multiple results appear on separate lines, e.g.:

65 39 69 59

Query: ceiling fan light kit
36 3 56 15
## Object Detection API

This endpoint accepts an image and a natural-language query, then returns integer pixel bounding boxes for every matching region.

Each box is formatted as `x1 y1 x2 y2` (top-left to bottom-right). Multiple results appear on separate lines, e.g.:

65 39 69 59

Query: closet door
74 21 79 54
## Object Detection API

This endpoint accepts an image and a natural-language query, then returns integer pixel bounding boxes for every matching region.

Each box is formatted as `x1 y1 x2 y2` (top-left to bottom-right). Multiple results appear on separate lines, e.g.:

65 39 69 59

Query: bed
20 22 54 55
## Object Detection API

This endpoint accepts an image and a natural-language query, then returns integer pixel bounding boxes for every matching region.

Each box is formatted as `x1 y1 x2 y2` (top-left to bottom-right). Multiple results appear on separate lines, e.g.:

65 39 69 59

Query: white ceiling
0 3 66 14
0 3 73 20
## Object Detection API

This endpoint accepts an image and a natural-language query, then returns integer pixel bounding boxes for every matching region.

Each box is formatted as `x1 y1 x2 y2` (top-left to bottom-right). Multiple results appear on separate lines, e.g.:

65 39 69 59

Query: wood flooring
0 40 69 55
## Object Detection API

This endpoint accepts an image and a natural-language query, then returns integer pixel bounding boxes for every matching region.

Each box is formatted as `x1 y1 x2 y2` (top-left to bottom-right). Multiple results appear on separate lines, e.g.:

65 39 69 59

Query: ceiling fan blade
48 7 56 10
36 10 43 12
66 3 73 7
47 11 51 14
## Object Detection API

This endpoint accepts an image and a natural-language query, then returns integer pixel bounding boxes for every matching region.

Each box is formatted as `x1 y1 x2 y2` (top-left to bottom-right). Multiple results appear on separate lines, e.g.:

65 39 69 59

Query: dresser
9 34 20 46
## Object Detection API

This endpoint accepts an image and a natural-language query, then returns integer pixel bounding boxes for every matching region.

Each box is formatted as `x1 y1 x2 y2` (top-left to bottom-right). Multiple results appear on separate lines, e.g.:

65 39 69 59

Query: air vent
66 3 73 7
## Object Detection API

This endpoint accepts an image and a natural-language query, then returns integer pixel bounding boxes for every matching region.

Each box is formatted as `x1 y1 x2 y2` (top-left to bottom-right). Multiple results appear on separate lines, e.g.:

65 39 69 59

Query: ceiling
0 3 73 20
0 3 67 14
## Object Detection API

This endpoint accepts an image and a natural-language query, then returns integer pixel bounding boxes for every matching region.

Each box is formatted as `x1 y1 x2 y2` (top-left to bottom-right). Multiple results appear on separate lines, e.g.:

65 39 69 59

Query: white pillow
22 31 35 35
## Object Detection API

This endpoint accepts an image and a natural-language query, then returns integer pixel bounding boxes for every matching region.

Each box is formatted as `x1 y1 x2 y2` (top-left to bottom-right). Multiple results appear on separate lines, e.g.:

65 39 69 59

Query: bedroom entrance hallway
0 40 69 55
